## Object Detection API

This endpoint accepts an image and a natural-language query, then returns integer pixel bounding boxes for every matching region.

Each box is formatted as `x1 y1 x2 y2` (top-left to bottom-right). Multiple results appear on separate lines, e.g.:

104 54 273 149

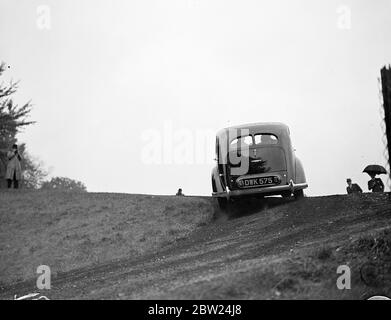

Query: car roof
217 122 289 138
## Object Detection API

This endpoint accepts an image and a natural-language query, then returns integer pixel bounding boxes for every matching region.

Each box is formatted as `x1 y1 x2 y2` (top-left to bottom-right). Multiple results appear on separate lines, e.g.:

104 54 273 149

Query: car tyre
212 176 229 211
217 198 229 210
293 189 304 200
281 191 292 198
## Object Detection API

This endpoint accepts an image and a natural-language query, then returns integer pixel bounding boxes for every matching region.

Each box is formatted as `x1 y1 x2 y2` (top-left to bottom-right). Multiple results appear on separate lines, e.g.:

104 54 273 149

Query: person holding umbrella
363 164 386 193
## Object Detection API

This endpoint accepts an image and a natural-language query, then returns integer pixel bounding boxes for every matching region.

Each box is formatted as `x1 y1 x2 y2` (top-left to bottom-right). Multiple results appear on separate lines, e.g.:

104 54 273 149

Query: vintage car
211 122 308 208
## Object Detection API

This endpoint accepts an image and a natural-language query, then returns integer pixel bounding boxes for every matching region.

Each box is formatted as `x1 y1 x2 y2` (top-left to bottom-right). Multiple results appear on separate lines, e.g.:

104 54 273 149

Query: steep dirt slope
0 192 390 299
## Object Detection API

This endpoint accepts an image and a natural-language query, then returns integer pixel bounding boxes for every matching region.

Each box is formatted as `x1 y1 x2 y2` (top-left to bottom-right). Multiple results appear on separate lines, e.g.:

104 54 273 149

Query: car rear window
254 134 278 145
230 135 253 148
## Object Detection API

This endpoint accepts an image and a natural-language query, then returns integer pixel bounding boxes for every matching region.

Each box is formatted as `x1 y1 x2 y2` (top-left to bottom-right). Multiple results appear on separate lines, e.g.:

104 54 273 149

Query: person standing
5 144 22 189
367 173 384 193
346 178 362 194
176 188 184 196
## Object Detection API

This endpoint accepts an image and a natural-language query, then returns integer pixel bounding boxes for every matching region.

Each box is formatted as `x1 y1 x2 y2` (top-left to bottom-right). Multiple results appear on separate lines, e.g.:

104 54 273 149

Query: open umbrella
363 164 387 175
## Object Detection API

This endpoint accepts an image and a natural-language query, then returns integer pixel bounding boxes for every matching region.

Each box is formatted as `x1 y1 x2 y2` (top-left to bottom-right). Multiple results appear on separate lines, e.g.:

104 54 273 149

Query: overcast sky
1 0 390 195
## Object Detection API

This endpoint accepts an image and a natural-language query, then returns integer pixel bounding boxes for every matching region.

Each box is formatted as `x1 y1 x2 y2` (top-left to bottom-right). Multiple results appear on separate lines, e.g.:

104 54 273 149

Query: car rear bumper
212 180 308 198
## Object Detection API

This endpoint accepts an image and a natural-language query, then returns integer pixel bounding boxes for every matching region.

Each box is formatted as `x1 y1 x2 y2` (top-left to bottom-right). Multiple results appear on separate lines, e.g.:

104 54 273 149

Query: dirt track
1 192 390 300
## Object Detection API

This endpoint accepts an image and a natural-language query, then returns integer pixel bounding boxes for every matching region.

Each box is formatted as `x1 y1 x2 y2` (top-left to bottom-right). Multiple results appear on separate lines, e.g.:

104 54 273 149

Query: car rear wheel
281 191 292 198
212 176 229 210
293 189 304 200
217 198 228 210
212 176 218 193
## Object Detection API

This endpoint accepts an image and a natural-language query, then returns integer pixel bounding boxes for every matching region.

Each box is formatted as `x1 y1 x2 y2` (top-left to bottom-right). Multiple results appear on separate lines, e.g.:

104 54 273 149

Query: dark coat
368 178 384 193
5 150 22 180
347 183 363 194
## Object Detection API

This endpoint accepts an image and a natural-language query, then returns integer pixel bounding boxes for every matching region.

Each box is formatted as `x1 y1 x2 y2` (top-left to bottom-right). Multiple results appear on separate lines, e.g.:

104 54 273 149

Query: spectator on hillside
346 178 362 194
0 150 6 186
5 144 22 189
368 174 384 193
176 188 184 196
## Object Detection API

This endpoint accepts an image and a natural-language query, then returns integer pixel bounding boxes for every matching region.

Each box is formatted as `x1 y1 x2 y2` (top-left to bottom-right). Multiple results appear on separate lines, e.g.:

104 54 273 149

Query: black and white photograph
0 0 391 308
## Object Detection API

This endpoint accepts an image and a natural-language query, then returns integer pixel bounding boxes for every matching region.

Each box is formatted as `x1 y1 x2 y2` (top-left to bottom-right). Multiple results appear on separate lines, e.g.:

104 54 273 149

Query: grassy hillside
0 190 214 285
1 191 390 300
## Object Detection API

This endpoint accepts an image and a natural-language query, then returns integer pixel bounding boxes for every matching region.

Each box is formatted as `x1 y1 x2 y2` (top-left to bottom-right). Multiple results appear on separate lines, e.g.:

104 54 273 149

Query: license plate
237 176 280 188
